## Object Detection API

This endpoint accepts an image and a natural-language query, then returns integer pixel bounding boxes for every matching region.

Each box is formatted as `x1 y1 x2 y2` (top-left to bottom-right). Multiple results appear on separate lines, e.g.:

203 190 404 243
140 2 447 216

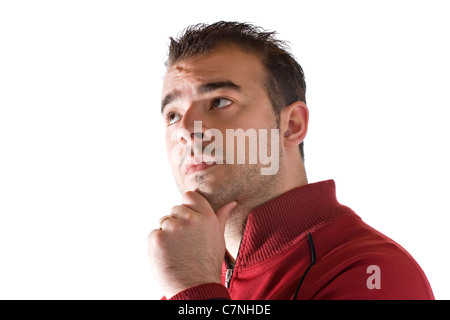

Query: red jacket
167 180 434 300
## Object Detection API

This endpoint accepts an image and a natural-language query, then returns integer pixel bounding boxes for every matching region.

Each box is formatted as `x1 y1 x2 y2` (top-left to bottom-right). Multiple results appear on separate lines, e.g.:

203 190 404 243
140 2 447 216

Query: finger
215 200 237 233
181 190 212 214
169 205 192 219
158 215 173 230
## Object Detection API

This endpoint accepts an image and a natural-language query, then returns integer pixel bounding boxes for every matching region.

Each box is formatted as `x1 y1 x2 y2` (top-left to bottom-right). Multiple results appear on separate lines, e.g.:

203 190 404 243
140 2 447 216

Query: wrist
168 283 231 300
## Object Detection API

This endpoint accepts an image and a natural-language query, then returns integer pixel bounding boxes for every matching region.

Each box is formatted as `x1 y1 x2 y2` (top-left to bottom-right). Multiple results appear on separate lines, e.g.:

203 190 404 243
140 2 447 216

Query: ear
280 101 309 148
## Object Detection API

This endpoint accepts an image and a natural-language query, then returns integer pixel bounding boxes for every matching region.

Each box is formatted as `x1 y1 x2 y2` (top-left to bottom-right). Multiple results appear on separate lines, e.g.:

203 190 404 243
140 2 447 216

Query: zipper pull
225 268 233 289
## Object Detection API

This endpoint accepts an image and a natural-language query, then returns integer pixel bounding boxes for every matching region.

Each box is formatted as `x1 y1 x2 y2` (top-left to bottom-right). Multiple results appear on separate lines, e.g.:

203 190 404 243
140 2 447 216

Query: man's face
161 45 281 211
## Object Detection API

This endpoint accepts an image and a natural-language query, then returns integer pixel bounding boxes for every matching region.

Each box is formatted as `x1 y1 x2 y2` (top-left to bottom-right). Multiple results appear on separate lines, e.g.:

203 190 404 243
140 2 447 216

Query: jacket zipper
224 222 248 290
224 252 234 289
225 268 234 289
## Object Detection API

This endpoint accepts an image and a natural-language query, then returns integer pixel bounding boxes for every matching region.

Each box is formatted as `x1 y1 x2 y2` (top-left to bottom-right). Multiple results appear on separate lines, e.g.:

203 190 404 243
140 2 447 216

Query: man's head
161 21 308 212
166 21 307 159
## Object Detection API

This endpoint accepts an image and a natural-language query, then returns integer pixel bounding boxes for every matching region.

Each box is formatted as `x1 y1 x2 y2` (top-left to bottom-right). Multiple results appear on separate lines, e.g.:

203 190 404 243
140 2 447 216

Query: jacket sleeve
163 283 231 300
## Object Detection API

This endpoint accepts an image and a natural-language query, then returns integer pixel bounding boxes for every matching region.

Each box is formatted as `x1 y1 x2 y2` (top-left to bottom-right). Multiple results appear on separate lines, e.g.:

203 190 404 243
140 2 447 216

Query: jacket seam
293 232 317 300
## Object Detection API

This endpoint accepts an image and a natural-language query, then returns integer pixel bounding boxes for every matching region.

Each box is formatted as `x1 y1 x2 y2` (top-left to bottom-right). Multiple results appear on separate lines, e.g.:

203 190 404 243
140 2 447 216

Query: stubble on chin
174 164 243 212
184 164 268 214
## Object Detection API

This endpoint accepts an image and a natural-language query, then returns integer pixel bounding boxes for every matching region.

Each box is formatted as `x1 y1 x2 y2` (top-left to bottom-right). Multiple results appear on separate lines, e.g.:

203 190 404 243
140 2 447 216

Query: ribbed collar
234 179 353 269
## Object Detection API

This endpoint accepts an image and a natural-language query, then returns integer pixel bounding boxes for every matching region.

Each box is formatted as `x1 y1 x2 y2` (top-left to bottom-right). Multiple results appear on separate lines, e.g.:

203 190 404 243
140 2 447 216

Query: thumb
215 200 237 232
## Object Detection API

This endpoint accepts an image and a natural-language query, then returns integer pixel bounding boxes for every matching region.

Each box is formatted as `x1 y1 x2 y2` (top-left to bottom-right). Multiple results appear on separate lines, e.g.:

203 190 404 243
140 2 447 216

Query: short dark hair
166 21 307 161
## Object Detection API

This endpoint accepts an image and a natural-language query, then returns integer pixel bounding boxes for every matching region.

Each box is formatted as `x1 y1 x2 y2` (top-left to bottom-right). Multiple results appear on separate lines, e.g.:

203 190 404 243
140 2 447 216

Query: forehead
162 45 266 96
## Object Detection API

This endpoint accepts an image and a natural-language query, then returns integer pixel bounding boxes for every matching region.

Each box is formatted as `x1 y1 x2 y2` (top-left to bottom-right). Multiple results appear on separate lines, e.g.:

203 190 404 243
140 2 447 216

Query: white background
1 0 449 299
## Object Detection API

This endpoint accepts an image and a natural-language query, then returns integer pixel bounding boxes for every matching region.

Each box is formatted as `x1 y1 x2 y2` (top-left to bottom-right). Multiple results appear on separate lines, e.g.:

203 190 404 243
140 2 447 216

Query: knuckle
147 229 164 248
172 205 195 222
183 210 195 222
170 205 184 215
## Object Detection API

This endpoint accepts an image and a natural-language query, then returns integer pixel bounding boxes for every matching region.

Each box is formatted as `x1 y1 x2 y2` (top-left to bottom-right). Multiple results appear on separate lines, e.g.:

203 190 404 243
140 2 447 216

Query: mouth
185 162 217 175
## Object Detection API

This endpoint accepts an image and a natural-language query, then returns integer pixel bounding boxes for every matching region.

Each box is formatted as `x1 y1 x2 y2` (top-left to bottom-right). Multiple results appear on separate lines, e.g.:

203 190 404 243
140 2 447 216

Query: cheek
165 134 182 168
236 101 276 130
233 115 277 133
165 136 172 159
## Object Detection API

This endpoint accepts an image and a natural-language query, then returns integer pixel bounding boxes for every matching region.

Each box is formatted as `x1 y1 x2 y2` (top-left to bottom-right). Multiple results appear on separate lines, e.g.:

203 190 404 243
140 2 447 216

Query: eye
212 98 232 109
166 112 181 125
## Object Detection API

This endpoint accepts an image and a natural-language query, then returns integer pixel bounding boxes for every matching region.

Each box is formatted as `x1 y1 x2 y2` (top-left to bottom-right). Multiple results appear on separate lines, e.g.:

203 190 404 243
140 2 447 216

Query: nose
176 103 207 147
176 123 206 163
178 131 204 146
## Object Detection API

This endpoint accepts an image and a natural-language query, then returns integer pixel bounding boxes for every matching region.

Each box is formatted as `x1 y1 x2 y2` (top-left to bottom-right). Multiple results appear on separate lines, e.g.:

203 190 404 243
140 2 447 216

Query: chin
184 179 220 194
181 168 222 189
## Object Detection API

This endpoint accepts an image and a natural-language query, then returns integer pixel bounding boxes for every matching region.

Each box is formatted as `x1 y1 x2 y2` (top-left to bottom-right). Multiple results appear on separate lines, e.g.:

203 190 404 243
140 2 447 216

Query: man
148 21 434 300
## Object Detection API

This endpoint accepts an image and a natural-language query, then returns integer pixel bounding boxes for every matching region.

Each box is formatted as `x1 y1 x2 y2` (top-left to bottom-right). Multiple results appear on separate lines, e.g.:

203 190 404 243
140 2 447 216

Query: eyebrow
161 80 242 114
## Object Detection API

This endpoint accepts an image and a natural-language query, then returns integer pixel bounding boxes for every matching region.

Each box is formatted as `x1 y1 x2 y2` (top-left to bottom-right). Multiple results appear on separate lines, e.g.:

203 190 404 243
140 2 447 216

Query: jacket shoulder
298 214 434 299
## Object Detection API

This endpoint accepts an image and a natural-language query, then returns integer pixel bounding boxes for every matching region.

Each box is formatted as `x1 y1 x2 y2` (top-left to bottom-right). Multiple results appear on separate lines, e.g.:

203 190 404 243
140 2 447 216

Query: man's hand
148 191 237 299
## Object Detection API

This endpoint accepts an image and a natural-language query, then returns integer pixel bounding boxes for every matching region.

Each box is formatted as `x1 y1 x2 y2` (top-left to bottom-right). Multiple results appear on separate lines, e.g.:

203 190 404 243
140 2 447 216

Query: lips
185 162 216 175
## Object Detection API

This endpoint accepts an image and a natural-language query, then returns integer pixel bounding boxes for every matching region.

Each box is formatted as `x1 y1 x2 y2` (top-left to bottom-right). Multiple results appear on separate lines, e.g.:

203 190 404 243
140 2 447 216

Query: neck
224 159 308 262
